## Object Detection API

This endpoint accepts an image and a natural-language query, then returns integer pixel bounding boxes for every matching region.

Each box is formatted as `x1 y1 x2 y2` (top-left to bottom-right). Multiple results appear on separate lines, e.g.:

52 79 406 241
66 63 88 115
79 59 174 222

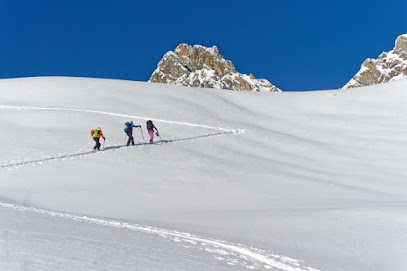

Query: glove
156 132 159 136
138 125 141 128
104 137 106 140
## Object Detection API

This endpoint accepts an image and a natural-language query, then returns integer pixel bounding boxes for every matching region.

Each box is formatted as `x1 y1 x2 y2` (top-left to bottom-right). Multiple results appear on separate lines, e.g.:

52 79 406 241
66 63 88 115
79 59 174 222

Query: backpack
91 129 101 137
124 122 130 133
146 120 153 131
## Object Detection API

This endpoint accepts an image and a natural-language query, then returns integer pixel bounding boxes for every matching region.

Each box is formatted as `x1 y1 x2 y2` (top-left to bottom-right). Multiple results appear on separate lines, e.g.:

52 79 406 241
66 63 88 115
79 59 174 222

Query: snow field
2 77 407 270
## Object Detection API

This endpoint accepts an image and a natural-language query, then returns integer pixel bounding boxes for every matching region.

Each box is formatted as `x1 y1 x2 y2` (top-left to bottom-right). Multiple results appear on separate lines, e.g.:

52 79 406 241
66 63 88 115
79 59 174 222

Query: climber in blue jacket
124 121 141 146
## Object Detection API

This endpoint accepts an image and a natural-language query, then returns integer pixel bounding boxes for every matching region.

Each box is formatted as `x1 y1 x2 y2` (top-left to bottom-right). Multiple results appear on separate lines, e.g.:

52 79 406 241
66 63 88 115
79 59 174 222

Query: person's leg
148 131 154 143
126 132 131 146
129 131 135 145
93 138 99 150
96 138 101 150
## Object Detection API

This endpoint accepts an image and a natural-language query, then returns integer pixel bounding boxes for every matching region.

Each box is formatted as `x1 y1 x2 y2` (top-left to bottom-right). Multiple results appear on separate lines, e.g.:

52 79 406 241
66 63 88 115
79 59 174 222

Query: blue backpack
124 122 131 133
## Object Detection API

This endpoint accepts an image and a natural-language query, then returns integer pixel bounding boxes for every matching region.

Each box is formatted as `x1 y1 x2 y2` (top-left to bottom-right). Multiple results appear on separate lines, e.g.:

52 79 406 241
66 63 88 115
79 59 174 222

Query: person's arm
100 131 106 139
132 124 141 128
153 124 158 131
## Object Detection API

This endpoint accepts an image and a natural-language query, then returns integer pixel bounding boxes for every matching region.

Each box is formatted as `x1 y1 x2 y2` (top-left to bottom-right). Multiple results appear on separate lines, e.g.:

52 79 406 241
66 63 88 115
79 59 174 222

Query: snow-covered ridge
149 43 281 92
0 105 241 132
343 34 407 88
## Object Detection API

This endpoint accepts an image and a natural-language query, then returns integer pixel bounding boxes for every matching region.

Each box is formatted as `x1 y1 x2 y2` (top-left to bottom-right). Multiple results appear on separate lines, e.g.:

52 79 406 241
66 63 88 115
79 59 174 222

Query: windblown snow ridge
0 201 319 271
0 105 244 133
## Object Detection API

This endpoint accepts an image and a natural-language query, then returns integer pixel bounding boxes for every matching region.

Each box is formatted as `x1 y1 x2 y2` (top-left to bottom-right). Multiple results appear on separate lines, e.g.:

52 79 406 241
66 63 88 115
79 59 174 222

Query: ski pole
140 127 145 143
103 138 106 150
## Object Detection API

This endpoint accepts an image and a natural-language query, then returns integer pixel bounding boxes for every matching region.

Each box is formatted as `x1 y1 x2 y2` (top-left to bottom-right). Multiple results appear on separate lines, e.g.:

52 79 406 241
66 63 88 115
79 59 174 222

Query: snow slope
1 77 407 270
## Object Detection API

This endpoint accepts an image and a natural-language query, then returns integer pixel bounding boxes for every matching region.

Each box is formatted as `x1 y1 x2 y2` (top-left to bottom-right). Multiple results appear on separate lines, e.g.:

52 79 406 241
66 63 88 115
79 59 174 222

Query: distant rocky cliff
149 44 281 92
343 34 407 89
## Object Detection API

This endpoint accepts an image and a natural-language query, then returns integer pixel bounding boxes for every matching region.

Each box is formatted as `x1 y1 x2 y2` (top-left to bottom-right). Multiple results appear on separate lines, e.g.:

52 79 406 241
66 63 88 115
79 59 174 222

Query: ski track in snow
0 105 244 170
0 201 319 271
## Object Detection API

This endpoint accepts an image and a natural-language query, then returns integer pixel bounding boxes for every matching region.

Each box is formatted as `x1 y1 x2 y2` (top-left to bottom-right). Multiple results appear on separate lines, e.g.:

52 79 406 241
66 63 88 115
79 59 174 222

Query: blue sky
0 0 406 91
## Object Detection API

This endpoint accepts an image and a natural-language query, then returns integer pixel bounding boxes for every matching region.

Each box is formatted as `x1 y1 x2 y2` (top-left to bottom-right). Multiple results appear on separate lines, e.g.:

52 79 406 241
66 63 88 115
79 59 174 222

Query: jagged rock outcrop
343 34 407 89
149 44 281 92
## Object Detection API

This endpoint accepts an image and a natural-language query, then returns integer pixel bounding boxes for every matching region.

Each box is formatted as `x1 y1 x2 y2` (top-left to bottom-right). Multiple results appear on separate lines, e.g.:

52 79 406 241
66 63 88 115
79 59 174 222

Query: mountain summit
149 44 281 92
343 34 407 89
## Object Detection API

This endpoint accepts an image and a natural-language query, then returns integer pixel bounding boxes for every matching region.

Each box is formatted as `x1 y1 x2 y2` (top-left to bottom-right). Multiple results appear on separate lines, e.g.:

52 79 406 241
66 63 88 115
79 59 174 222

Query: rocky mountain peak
343 34 407 89
395 34 407 52
149 44 281 92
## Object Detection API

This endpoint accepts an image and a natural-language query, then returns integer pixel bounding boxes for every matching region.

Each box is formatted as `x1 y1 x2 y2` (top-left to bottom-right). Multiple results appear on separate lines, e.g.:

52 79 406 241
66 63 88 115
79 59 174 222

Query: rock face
343 34 407 89
149 44 281 92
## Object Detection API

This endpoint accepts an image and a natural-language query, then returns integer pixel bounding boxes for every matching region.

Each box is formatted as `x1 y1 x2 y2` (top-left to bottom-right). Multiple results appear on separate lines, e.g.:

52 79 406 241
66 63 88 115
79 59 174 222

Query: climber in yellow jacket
90 127 105 151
